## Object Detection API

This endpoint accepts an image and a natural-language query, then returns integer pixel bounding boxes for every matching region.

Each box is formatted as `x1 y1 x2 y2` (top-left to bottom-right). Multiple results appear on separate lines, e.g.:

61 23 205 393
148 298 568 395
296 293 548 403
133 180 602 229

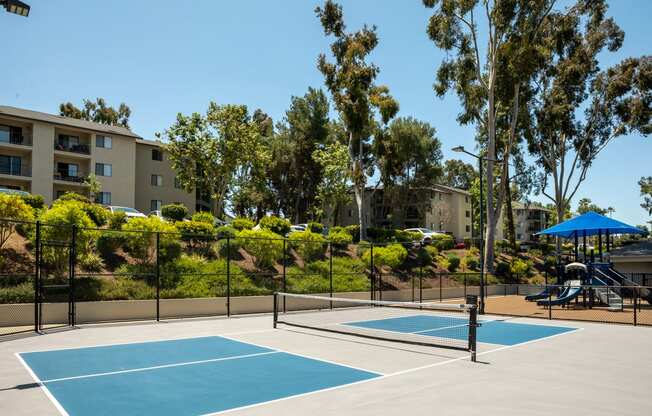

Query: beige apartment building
339 185 473 241
496 201 552 243
0 106 196 214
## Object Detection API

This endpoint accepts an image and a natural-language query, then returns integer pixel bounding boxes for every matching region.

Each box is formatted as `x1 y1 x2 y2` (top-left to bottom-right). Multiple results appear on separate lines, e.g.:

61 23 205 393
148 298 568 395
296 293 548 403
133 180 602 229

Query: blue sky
2 1 650 226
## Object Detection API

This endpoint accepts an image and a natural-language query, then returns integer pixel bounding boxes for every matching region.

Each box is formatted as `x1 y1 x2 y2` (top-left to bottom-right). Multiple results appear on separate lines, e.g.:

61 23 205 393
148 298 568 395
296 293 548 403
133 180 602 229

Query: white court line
203 326 584 416
39 351 280 383
15 353 69 416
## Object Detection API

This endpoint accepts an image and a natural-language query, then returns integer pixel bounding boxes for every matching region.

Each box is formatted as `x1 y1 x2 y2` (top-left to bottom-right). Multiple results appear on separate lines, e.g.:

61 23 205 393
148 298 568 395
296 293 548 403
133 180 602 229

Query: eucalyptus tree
640 177 652 216
315 0 399 240
59 98 131 128
443 159 477 190
423 0 557 271
160 103 261 218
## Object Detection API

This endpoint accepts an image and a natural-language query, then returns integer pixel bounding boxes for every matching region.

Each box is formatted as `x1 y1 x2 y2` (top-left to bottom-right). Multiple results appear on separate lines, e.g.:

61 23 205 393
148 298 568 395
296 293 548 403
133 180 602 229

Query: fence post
226 236 231 317
34 220 40 333
411 270 415 302
282 238 287 312
419 265 423 303
548 286 552 320
155 232 160 322
439 272 443 302
70 225 77 327
370 243 375 301
464 274 467 299
634 288 638 326
329 242 333 309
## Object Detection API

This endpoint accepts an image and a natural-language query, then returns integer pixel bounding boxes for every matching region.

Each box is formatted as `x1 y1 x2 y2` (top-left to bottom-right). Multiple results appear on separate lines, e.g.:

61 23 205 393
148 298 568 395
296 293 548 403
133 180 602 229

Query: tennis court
2 293 651 416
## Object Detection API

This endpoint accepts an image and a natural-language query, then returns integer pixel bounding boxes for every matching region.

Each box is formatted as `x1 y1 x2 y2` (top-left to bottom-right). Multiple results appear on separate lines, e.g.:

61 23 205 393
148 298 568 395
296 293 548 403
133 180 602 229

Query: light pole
452 145 498 314
1 0 30 16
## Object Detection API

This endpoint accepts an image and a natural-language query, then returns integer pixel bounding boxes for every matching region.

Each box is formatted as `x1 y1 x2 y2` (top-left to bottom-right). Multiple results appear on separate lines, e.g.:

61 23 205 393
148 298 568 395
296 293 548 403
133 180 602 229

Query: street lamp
452 145 498 314
1 0 30 17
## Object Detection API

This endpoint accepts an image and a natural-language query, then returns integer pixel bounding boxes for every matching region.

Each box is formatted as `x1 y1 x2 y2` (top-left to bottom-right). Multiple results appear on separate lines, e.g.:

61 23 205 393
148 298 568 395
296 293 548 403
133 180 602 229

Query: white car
288 225 306 234
108 206 147 219
403 228 446 244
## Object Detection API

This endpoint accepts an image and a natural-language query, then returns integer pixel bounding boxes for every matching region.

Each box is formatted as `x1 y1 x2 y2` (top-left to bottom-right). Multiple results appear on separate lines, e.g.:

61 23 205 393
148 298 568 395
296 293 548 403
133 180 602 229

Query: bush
366 227 394 243
108 212 127 230
425 245 439 259
232 217 255 231
161 204 188 222
495 262 510 278
176 220 215 253
79 252 104 272
82 203 109 227
0 282 34 303
258 215 291 236
20 194 44 210
510 258 533 279
121 216 180 264
97 231 128 259
56 192 90 204
463 255 479 271
328 229 353 249
446 254 460 272
216 225 237 239
191 211 214 224
289 231 326 261
36 201 97 275
362 243 407 269
307 222 324 234
431 234 454 251
345 225 360 242
0 194 35 249
286 257 369 293
237 229 284 268
416 245 433 266
395 230 422 242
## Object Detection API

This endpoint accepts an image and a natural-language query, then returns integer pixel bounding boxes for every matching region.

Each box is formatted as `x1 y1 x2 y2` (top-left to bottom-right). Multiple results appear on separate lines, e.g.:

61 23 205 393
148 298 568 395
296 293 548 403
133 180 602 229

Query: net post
282 238 287 313
273 292 278 328
370 243 375 301
329 242 333 310
226 235 231 317
466 294 478 362
156 231 160 322
34 220 40 333
70 224 77 327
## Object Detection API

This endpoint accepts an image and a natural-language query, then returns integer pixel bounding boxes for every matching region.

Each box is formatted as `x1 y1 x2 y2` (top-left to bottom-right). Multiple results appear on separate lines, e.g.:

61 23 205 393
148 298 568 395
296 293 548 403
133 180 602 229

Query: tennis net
273 292 479 361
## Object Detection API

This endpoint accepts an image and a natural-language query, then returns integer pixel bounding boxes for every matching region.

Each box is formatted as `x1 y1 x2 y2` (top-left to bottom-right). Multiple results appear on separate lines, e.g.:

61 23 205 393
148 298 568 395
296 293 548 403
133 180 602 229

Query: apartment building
338 185 473 241
0 106 196 214
496 201 552 242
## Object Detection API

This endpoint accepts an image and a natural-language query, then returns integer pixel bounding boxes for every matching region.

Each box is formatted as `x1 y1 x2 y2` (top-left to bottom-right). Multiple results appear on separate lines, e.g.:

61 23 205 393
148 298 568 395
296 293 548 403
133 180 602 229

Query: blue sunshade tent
536 211 646 239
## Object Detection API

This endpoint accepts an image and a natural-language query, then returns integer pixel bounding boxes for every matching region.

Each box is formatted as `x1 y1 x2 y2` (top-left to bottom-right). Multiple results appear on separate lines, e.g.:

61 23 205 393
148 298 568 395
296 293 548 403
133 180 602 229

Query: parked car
108 206 147 219
148 210 164 219
403 228 447 244
288 225 306 235
0 188 30 197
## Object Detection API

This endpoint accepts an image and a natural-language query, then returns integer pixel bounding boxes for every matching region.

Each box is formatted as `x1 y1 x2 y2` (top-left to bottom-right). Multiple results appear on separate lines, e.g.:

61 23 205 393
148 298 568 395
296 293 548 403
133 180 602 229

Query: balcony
54 142 90 155
0 164 31 180
53 170 89 185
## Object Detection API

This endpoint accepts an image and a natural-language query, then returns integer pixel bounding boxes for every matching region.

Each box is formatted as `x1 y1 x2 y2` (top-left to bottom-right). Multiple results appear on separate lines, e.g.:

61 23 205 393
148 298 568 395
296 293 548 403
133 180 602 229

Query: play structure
525 211 650 310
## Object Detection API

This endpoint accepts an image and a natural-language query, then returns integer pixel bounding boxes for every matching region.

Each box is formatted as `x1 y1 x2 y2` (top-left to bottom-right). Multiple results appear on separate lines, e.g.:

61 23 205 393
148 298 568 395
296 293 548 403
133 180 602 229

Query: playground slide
525 287 552 301
537 286 582 307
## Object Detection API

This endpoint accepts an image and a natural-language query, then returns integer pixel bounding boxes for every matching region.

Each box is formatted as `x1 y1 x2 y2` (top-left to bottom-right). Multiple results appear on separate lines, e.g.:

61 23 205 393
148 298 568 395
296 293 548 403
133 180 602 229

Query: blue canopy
536 211 646 239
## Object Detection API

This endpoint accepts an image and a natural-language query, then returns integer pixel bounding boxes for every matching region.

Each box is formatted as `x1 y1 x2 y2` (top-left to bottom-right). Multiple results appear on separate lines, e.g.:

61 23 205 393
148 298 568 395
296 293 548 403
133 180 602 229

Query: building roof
536 211 646 239
512 201 552 212
0 105 141 139
610 240 652 258
363 184 471 196
136 138 165 147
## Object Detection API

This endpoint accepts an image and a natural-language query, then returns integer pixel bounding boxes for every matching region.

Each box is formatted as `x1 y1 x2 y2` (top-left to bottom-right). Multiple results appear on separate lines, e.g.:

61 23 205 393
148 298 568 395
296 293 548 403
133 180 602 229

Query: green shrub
55 192 91 204
82 203 109 227
232 217 255 231
510 258 533 278
366 227 394 243
286 257 369 293
79 252 104 272
217 237 241 258
108 212 127 230
495 262 510 278
344 225 360 242
20 194 44 210
395 230 422 242
431 234 454 251
446 254 460 272
237 229 284 268
191 211 214 224
463 237 473 248
0 194 34 249
216 225 237 239
258 215 291 236
0 282 34 303
121 216 180 264
289 231 326 261
176 220 215 253
425 245 439 259
97 231 128 259
307 222 324 234
362 243 407 269
161 204 188 222
416 245 433 266
463 255 479 271
328 229 353 249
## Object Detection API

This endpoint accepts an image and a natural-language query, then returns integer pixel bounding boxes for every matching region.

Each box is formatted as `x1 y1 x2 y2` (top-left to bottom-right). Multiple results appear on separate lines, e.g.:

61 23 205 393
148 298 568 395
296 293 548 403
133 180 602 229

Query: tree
59 98 131 128
312 141 351 225
443 159 477 190
0 195 34 249
640 176 652 216
315 0 399 240
84 173 101 202
160 103 260 218
577 198 609 216
525 4 650 252
423 0 558 272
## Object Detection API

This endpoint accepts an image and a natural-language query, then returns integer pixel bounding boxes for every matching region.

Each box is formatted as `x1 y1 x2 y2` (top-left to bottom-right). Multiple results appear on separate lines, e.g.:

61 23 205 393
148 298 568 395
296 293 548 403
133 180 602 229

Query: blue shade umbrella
536 211 646 239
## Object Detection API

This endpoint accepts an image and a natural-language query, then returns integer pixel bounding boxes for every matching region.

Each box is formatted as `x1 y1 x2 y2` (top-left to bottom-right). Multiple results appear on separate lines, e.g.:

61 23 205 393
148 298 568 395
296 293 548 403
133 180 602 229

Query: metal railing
0 164 31 177
54 142 90 155
53 170 89 183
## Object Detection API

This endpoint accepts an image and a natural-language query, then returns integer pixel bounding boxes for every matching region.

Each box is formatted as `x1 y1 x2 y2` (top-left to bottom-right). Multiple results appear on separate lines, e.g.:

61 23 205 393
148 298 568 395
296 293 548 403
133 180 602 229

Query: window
465 210 470 218
151 174 163 187
152 149 163 161
95 192 111 205
0 125 22 144
96 135 112 149
517 234 522 240
348 209 353 218
95 163 112 177
466 225 471 233
174 176 182 189
0 155 22 175
150 200 162 212
465 196 469 203
57 162 78 178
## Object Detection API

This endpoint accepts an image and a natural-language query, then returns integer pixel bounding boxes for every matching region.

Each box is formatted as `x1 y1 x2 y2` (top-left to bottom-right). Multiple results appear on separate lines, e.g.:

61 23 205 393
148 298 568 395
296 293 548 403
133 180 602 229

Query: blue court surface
346 315 578 346
18 336 380 416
